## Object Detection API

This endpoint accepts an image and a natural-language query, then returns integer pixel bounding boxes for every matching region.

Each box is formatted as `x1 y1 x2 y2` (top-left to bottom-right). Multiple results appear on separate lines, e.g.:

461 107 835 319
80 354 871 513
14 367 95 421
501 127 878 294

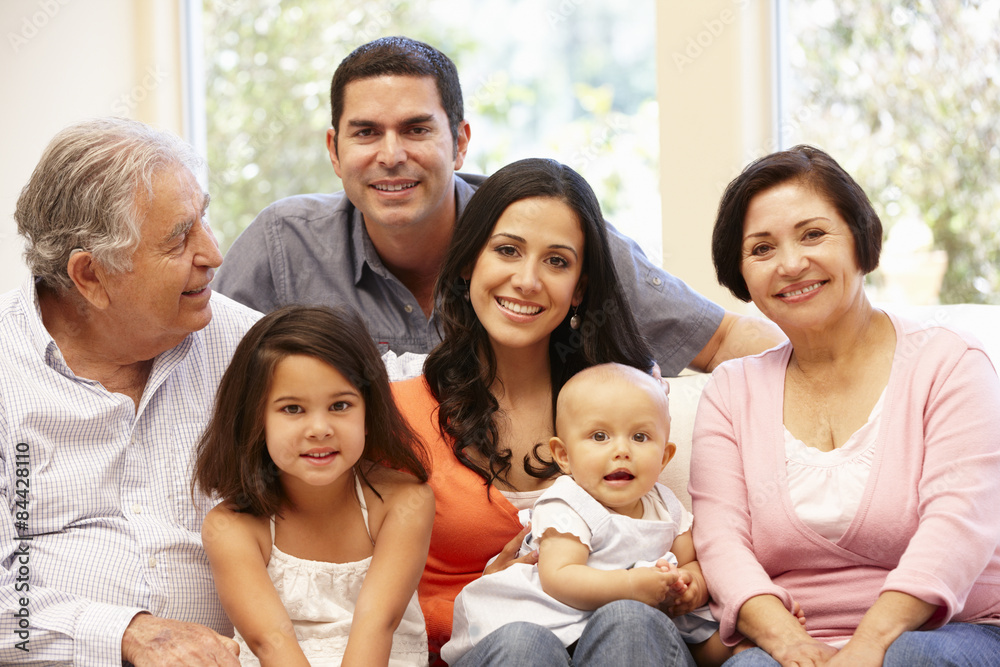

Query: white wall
0 0 186 293
657 0 775 314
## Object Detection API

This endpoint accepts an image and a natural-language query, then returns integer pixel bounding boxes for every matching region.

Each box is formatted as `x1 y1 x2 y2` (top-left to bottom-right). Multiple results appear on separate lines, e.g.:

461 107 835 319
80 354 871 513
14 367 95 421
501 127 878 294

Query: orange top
392 377 523 662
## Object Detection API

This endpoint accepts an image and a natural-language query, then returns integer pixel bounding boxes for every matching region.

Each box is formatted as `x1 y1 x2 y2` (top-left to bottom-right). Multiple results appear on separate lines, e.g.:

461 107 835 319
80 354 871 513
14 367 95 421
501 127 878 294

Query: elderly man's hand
122 613 241 666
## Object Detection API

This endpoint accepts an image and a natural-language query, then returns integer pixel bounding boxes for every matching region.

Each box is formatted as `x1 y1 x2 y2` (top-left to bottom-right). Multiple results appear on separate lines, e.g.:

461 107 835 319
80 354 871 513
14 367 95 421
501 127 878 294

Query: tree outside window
781 0 999 305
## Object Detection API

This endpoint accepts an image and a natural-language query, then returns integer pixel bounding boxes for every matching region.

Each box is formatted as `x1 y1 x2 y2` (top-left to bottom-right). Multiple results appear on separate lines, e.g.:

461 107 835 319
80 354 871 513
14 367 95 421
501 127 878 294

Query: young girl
195 305 434 667
441 364 780 667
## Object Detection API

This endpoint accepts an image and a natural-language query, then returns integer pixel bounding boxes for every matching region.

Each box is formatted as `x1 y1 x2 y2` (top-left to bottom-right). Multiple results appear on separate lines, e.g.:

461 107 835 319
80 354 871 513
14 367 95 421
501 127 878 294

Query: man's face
99 165 222 359
328 75 470 236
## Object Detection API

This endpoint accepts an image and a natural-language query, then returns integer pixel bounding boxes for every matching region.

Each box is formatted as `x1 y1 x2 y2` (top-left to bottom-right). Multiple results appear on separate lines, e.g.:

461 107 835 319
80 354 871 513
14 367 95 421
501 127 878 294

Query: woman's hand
769 638 838 667
737 595 836 667
483 524 537 576
825 635 884 667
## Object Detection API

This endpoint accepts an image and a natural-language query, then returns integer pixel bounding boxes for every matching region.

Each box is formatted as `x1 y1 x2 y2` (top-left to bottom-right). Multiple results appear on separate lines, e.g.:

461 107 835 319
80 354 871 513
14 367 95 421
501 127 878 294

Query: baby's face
552 377 672 519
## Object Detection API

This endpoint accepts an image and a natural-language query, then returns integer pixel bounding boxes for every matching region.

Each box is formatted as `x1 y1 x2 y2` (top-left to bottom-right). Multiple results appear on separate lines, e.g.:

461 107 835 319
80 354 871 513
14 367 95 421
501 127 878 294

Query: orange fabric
392 377 523 662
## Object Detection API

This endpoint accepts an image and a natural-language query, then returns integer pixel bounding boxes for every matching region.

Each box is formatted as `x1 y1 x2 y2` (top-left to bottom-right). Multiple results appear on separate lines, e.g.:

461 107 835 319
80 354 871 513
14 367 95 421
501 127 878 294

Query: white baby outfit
233 474 428 666
441 476 717 664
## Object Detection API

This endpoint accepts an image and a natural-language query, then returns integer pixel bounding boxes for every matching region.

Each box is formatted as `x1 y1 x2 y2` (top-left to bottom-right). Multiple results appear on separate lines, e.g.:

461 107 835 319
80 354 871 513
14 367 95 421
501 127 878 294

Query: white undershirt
784 390 884 542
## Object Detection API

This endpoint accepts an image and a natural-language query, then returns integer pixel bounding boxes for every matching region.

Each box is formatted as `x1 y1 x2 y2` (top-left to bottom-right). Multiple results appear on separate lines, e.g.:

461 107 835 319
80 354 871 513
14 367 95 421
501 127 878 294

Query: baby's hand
663 569 704 617
626 567 680 607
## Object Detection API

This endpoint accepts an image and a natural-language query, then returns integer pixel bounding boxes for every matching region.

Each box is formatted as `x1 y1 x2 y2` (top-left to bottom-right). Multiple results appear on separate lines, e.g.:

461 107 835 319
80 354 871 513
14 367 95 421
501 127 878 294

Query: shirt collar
19 276 195 387
19 277 70 373
350 174 481 285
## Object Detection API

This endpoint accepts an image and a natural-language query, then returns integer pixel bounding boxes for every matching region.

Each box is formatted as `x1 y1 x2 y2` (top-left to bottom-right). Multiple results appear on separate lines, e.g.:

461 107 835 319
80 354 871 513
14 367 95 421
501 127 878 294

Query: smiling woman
391 158 698 665
691 145 1000 666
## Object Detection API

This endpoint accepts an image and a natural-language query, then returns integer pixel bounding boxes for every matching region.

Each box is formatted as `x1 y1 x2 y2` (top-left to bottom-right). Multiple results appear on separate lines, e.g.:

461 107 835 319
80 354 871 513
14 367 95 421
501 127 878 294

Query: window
779 0 1000 304
200 0 660 261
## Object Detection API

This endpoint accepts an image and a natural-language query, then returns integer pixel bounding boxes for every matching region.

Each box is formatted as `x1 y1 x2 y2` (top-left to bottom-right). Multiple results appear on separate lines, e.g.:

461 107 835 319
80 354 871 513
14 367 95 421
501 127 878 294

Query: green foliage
785 0 1000 304
202 0 463 250
202 0 659 256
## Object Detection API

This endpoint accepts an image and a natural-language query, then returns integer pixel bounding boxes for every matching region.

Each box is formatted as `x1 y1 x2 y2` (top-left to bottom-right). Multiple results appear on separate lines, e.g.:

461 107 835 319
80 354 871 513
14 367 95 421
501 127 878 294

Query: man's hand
122 613 240 666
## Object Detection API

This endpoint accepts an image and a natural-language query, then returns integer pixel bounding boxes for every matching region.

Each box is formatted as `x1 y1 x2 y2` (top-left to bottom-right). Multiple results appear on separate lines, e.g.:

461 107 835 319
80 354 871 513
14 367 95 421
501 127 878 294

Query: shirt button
148 556 157 568
652 277 663 286
404 304 413 313
132 504 143 514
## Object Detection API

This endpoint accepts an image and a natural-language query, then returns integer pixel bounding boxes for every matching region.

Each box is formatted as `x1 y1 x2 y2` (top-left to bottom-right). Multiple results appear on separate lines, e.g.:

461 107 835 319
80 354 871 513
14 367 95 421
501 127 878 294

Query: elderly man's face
102 165 222 357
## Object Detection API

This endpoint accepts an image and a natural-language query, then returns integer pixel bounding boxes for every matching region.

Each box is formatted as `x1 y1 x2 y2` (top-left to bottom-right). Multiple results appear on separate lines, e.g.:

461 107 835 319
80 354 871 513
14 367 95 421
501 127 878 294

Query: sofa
659 303 1000 511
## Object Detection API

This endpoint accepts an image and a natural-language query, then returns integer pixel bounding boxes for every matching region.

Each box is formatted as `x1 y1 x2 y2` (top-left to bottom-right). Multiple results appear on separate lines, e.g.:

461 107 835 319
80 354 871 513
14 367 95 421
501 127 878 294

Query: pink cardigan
689 313 1000 646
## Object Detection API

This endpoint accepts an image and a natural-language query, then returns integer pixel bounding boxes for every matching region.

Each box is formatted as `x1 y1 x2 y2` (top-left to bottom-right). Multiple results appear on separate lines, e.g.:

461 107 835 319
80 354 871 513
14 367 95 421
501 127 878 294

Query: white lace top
784 391 884 542
233 474 428 666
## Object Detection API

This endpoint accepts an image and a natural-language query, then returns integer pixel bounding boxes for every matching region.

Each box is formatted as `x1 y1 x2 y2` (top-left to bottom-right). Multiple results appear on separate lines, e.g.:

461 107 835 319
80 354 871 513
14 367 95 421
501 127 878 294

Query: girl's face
740 181 865 333
468 197 587 357
264 354 366 488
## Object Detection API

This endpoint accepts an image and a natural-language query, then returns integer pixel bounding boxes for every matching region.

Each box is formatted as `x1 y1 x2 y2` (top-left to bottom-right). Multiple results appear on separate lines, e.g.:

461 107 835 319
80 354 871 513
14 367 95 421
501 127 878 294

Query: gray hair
14 117 203 292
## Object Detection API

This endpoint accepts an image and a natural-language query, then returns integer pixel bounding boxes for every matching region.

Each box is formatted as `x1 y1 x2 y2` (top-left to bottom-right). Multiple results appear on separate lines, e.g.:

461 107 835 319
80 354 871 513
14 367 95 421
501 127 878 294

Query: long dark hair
195 305 427 516
423 158 653 487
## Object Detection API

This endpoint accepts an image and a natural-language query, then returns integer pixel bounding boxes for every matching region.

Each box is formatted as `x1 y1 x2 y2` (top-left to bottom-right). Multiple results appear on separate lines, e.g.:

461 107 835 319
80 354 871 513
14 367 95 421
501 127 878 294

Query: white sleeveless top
233 474 428 666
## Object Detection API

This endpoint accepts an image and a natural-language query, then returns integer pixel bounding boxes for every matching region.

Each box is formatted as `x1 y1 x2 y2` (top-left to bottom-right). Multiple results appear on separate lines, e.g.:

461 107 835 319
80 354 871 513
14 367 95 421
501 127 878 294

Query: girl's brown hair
194 305 427 516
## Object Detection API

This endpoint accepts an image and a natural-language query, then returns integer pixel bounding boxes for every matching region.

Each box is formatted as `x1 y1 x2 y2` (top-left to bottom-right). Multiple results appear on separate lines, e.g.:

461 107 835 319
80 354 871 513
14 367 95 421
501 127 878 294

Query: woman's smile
469 196 586 354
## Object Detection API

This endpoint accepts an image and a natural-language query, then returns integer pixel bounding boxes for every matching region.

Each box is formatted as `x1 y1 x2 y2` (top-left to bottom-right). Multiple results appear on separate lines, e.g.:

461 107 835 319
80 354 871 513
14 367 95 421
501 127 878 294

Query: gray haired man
0 118 258 666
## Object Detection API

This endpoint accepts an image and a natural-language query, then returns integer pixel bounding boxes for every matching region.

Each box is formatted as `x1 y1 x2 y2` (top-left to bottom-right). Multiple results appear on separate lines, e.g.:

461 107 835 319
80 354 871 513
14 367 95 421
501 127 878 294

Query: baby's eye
592 431 609 442
281 405 303 415
632 433 650 443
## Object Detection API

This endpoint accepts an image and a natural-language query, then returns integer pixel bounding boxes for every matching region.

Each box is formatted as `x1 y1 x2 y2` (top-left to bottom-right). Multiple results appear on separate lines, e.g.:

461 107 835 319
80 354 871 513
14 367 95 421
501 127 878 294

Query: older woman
690 145 1000 666
393 158 694 666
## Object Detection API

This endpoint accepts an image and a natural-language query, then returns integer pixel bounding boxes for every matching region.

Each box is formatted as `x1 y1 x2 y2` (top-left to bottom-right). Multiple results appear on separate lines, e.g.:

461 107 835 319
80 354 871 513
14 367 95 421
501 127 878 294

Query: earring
569 306 581 330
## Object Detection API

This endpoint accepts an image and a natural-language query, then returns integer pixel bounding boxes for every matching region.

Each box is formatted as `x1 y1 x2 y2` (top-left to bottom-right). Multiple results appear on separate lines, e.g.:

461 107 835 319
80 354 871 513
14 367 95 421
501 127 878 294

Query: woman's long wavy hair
423 158 654 488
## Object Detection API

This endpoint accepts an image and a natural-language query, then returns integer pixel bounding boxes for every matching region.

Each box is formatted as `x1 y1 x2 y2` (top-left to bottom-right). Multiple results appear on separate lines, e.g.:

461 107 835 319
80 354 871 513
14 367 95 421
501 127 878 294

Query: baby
442 363 733 666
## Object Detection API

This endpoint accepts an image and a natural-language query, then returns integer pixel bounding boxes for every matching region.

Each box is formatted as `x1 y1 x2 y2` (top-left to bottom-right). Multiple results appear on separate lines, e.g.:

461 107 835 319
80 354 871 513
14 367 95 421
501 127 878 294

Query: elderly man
0 118 258 666
215 36 783 375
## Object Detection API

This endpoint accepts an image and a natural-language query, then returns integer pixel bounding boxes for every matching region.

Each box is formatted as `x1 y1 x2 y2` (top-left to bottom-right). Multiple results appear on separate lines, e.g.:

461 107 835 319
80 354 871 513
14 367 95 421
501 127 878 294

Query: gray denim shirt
214 174 722 375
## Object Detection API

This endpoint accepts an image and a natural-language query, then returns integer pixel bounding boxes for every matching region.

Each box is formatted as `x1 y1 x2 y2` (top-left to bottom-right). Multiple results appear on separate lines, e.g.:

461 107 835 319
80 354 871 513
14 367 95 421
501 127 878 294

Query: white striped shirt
0 279 259 666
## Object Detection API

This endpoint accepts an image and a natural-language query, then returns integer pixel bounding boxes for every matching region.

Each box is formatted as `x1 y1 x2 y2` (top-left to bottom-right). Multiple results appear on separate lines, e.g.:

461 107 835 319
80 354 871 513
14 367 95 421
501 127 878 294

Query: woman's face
468 196 587 357
740 180 865 331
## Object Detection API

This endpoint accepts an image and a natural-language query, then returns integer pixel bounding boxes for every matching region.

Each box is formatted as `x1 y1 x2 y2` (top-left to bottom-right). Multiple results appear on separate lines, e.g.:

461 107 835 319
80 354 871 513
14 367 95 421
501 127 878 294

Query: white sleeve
531 499 593 549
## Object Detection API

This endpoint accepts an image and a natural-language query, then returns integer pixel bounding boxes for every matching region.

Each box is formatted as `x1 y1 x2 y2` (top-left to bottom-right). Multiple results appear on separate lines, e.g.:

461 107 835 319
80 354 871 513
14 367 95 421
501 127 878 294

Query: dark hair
423 158 654 486
194 305 427 516
712 144 883 302
329 36 464 156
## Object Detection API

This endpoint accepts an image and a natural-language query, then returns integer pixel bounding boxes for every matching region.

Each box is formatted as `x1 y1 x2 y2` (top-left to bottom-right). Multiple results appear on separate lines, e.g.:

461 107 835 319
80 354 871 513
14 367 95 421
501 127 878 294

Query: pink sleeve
689 367 795 645
882 345 1000 623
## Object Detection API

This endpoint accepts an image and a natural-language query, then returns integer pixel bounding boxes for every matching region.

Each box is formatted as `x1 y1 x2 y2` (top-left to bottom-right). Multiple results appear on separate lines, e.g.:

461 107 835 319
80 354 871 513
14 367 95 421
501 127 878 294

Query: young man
214 36 782 374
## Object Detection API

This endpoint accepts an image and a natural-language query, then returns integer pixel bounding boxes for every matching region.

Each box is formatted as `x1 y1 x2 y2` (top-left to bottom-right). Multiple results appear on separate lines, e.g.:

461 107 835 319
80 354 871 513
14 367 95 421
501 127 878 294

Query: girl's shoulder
359 461 435 534
361 460 434 503
202 501 272 558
